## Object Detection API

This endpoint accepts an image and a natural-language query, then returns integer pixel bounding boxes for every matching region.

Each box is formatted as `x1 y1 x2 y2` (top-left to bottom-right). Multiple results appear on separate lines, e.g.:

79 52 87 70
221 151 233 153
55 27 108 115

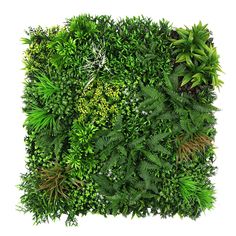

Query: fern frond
147 133 171 155
129 136 146 149
139 98 156 109
117 145 127 157
139 161 154 188
95 136 109 151
142 150 162 166
154 144 171 155
180 117 196 134
140 82 165 101
148 132 169 144
147 105 165 119
192 102 219 113
164 87 191 105
36 131 66 157
101 151 123 171
92 175 115 196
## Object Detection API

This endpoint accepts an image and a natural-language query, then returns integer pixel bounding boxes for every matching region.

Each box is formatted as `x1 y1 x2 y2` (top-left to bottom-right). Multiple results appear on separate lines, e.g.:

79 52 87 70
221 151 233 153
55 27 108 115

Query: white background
0 0 236 235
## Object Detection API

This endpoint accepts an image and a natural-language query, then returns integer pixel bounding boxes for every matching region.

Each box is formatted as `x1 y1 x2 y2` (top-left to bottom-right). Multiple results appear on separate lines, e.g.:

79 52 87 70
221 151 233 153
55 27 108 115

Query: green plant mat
19 15 222 226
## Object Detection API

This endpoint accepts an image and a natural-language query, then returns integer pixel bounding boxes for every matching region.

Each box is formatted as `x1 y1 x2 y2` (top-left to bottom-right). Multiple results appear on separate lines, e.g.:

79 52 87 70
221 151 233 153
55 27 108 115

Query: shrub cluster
19 15 222 225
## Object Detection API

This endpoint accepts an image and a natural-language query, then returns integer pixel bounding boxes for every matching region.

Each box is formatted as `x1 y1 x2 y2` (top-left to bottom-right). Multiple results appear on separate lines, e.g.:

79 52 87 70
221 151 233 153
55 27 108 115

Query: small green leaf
176 54 187 63
181 74 192 86
21 37 31 45
191 80 201 88
173 39 186 46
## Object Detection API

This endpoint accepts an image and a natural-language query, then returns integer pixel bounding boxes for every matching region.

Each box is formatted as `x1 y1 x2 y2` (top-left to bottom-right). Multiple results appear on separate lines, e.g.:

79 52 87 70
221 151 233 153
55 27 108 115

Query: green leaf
176 53 187 63
117 145 127 157
173 39 186 46
24 106 58 132
142 150 162 166
153 144 171 155
149 132 169 144
36 74 59 101
181 74 192 86
176 28 189 37
191 79 201 88
21 37 31 45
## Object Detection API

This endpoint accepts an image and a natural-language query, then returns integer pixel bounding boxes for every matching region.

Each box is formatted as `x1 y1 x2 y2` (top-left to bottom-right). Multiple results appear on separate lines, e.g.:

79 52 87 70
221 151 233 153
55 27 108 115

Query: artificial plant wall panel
19 15 222 225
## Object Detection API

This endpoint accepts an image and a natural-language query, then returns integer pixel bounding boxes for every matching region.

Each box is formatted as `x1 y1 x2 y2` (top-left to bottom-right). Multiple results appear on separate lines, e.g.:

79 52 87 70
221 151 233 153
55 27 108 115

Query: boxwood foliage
19 15 222 226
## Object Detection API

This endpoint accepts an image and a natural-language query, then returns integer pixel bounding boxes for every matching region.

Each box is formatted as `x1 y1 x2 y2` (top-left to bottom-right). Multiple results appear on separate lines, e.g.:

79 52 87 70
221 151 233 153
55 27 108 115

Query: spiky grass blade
179 176 215 211
36 74 59 101
25 106 57 132
179 176 198 202
197 187 215 210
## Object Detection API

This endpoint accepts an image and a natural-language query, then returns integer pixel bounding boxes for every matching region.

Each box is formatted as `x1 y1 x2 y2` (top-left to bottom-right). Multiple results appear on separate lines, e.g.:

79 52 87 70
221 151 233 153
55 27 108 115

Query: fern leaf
164 87 190 105
101 152 120 171
139 98 155 110
92 175 115 196
117 145 127 157
148 132 169 144
142 150 162 166
129 136 146 149
180 117 196 134
153 144 171 155
192 102 219 113
140 82 165 101
95 136 109 151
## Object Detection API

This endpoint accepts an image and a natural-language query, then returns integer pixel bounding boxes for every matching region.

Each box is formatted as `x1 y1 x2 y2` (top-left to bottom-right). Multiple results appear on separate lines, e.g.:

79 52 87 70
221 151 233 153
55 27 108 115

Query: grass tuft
25 106 58 132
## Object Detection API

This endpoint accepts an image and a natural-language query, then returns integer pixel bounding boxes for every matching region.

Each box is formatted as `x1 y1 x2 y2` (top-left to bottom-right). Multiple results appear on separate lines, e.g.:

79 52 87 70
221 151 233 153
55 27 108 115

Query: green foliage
19 15 220 225
36 73 59 101
172 22 223 88
24 105 59 133
179 176 215 211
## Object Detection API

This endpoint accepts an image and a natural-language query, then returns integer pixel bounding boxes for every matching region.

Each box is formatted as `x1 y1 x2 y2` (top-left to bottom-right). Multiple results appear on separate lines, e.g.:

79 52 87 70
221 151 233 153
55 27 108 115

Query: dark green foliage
19 15 221 225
